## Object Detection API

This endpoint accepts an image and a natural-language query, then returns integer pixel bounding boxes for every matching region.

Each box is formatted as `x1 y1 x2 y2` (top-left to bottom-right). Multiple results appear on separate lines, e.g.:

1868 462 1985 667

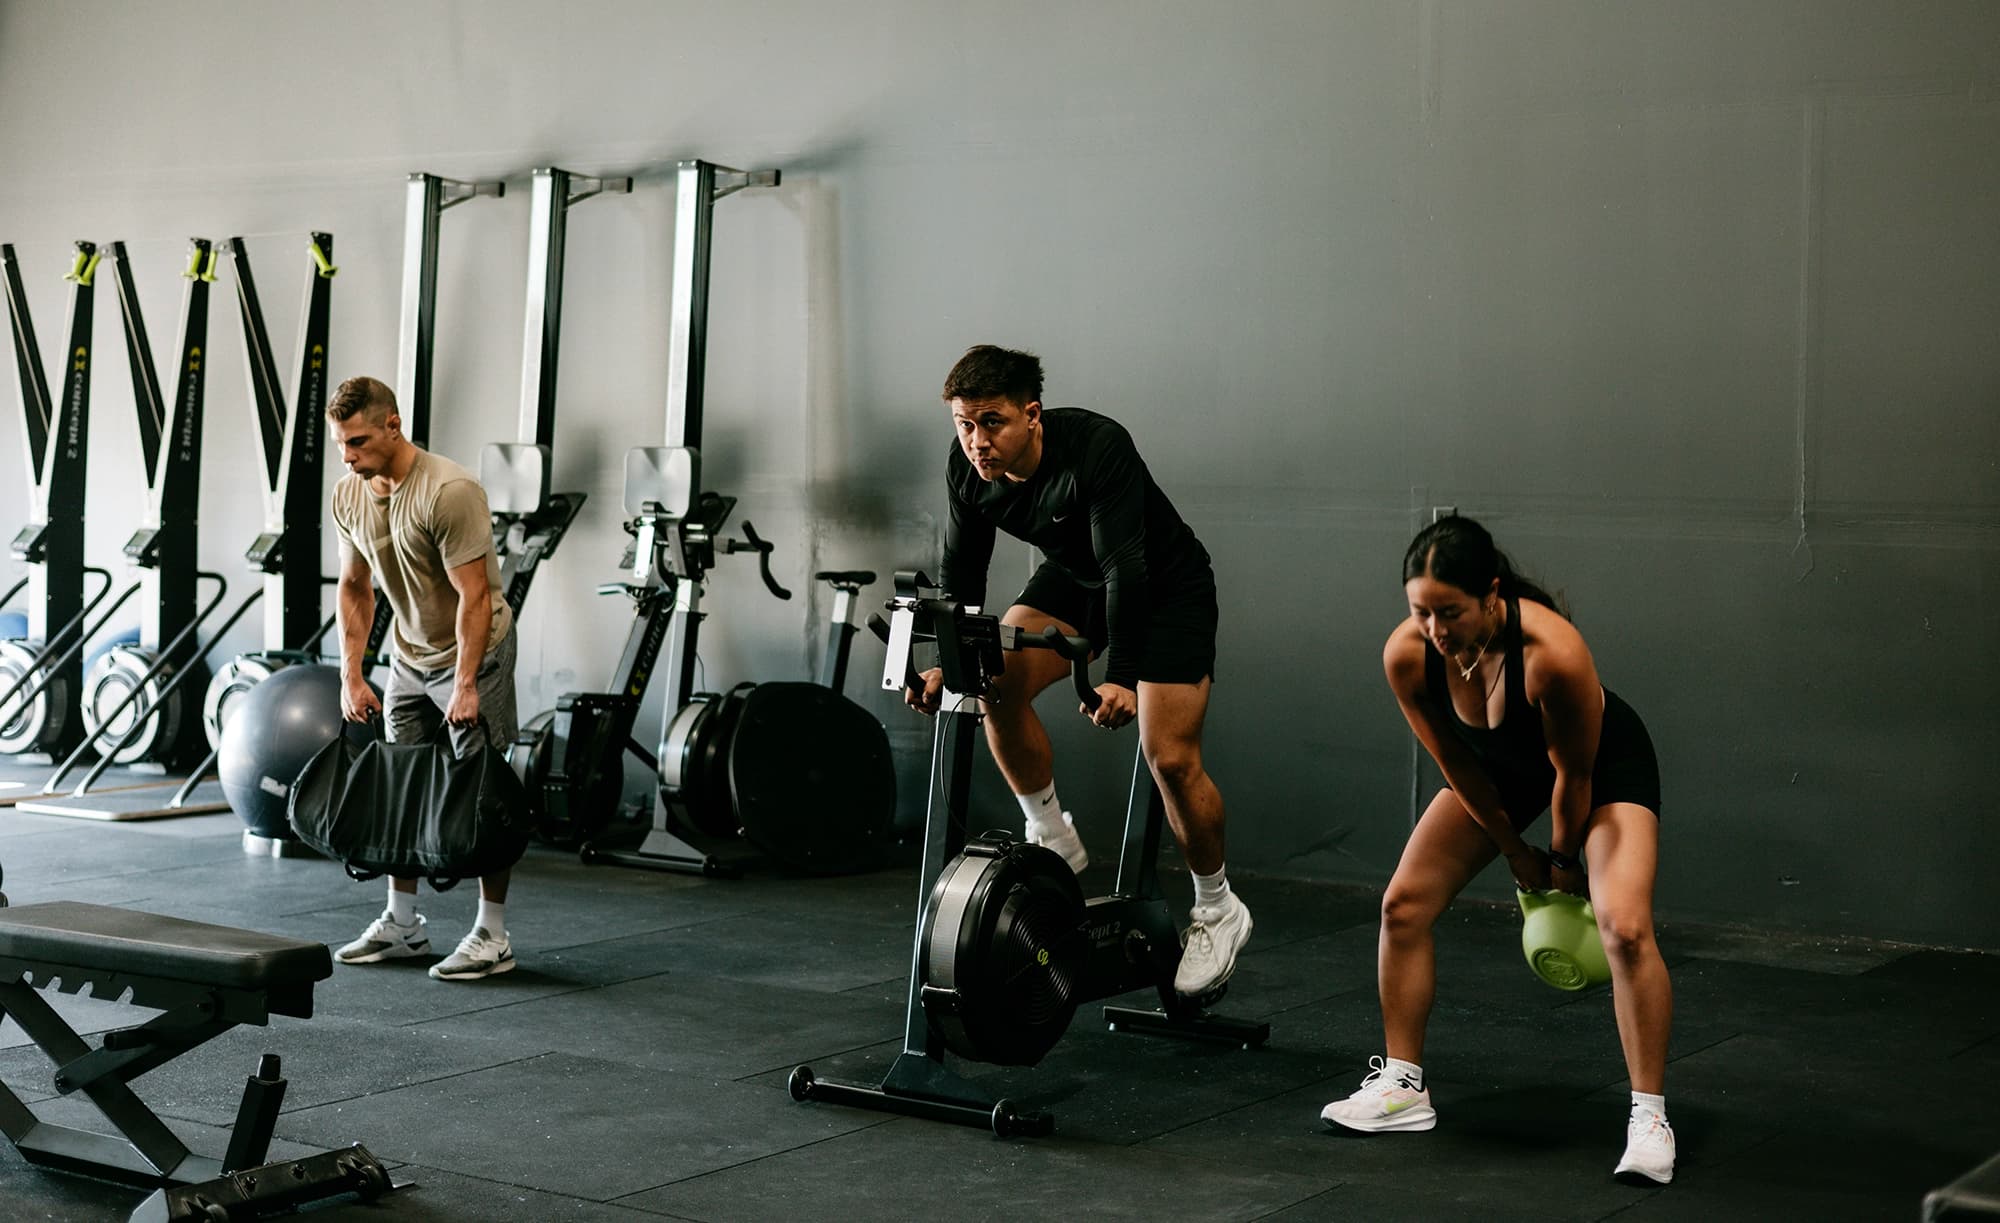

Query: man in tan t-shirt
324 375 521 981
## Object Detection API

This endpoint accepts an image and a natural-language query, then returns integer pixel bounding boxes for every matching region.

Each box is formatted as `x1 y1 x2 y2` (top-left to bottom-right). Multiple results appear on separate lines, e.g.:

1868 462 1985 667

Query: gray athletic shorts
383 625 519 754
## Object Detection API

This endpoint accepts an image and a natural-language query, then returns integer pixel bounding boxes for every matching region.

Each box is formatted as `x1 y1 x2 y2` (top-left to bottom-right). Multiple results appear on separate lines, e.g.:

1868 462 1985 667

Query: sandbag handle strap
340 862 461 890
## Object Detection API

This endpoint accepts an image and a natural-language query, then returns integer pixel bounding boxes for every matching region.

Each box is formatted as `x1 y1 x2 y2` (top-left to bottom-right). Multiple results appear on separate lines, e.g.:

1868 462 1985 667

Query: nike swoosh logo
1384 1097 1420 1113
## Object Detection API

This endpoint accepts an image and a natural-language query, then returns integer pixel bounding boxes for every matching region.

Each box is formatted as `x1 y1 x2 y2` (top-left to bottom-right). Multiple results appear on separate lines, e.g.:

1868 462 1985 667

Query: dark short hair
1403 514 1567 617
942 345 1043 406
326 375 397 424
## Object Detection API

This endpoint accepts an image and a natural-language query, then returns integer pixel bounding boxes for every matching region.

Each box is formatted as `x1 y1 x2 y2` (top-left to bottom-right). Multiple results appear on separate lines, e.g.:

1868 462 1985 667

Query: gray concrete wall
0 1 1993 945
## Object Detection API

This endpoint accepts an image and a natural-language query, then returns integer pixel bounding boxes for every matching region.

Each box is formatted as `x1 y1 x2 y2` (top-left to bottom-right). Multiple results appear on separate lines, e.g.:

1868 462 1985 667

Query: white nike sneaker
335 911 429 964
1025 811 1089 874
1174 892 1252 996
1320 1056 1437 1133
429 926 515 981
1615 1110 1675 1184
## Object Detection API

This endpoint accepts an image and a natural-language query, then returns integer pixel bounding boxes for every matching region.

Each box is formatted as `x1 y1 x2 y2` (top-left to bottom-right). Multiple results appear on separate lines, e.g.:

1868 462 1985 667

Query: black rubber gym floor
2 807 1996 1221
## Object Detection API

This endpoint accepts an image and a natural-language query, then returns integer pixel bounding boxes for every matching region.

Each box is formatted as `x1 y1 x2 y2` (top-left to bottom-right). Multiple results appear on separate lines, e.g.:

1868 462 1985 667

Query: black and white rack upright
0 242 103 780
204 233 340 851
22 240 249 820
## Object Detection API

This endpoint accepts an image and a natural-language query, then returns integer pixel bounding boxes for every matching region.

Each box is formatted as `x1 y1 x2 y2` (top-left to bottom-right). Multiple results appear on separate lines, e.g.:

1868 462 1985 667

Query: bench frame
0 960 294 1186
0 897 331 1196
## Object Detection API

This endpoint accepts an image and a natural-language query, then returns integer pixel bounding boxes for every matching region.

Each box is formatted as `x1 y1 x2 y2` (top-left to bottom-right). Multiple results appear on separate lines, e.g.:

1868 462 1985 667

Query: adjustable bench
0 898 389 1217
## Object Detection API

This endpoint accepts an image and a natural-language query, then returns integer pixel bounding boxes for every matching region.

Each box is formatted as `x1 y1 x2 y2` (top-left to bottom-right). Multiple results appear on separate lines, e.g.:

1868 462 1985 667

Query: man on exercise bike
906 344 1252 998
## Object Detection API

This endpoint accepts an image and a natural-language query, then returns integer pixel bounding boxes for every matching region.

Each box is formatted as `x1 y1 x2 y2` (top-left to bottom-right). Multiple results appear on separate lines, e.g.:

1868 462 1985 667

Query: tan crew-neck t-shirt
332 448 513 672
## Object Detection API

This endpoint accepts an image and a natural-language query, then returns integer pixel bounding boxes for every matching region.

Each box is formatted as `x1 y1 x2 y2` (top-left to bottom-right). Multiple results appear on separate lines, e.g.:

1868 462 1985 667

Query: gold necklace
1455 630 1493 682
1455 604 1502 682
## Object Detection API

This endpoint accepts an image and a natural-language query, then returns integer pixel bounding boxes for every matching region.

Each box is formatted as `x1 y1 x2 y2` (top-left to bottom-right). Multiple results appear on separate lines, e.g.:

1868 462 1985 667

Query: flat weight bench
0 898 390 1218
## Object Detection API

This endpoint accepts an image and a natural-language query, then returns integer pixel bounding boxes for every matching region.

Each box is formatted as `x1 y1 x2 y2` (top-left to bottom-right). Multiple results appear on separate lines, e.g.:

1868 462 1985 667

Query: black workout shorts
1014 559 1219 685
1495 689 1662 830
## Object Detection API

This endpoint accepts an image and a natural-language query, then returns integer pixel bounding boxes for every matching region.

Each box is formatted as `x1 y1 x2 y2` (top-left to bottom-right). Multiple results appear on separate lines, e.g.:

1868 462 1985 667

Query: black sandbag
288 733 531 889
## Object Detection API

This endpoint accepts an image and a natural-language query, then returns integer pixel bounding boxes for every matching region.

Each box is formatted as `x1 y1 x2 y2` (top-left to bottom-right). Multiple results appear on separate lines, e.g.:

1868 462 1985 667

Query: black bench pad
0 902 331 992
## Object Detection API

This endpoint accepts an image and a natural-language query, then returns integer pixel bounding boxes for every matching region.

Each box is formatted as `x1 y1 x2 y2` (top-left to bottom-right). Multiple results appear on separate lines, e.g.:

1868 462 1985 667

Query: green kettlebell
1517 889 1611 991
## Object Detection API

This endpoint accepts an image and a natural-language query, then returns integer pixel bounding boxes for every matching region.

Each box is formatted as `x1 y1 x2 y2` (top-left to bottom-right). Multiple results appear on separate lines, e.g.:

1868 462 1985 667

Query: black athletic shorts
1494 689 1662 830
1014 559 1219 685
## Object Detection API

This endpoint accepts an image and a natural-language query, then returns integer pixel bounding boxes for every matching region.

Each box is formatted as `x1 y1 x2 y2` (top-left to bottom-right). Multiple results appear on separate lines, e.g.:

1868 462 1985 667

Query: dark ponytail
1402 514 1567 618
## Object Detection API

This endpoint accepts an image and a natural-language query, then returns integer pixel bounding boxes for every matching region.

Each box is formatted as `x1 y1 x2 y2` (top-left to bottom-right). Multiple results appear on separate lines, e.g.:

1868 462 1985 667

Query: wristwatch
1546 848 1580 872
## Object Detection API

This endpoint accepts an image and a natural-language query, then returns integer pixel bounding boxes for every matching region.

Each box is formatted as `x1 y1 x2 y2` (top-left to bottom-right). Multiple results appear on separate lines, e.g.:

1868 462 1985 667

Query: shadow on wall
726 160 928 678
780 159 942 520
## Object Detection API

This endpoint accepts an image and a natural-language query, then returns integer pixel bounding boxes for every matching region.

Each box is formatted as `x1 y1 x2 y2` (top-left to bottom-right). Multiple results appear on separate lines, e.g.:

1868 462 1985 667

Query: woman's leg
1379 788 1504 1064
1584 803 1671 1094
1323 787 1501 1133
1586 801 1677 1183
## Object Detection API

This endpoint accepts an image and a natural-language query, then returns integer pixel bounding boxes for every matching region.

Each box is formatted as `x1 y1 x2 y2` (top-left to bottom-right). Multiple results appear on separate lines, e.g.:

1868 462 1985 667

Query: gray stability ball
218 664 380 839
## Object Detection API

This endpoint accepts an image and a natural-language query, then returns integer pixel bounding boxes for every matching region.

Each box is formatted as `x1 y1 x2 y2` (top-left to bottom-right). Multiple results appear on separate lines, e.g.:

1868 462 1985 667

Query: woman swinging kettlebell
1321 514 1676 1188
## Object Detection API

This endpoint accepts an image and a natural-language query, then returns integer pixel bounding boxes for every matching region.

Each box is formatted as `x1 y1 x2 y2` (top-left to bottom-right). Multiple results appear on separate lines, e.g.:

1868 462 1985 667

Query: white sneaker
1173 892 1252 996
1320 1056 1437 1133
429 927 515 981
1615 1110 1676 1184
335 911 430 964
1025 811 1089 874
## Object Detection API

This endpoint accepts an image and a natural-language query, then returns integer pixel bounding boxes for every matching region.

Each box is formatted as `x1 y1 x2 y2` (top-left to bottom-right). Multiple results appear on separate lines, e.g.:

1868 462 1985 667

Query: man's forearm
1100 572 1147 689
452 596 488 691
336 582 374 677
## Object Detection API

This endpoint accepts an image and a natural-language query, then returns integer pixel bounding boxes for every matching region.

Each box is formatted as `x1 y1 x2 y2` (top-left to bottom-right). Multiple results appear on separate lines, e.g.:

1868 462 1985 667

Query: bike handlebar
869 609 1098 711
1032 624 1101 711
727 521 792 601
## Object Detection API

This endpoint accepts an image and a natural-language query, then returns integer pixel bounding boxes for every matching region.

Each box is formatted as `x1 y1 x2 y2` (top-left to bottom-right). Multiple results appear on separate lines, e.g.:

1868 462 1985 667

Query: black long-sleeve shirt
938 408 1209 688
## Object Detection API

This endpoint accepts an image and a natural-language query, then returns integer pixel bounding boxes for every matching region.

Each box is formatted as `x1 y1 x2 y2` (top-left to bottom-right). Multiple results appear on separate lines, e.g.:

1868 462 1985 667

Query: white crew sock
387 886 417 926
1017 781 1068 839
1192 865 1232 911
1386 1056 1425 1089
1631 1091 1667 1120
476 899 507 940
